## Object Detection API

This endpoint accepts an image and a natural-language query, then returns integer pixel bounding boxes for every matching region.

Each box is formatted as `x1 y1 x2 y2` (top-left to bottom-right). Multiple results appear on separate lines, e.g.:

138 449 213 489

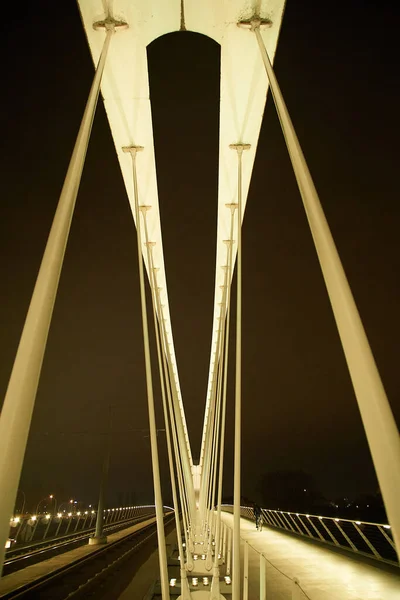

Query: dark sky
1 0 399 511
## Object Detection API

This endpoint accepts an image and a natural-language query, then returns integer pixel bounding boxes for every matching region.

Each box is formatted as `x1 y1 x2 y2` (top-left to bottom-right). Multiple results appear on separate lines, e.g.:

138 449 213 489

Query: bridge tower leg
0 17 126 575
240 16 400 557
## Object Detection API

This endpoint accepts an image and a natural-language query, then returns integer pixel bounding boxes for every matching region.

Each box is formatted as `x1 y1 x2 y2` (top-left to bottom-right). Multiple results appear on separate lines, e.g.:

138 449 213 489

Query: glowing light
13 517 20 523
355 521 361 525
68 512 72 517
335 518 340 522
203 577 209 585
57 513 62 518
192 577 198 587
77 512 81 516
169 578 176 587
383 525 391 529
224 576 231 585
31 516 37 521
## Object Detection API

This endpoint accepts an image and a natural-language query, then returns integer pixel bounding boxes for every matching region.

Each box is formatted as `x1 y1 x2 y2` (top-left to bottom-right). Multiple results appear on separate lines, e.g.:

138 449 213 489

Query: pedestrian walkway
221 512 400 600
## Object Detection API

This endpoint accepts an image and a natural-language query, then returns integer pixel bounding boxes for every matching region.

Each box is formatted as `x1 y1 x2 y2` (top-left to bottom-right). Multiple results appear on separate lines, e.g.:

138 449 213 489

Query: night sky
1 0 399 512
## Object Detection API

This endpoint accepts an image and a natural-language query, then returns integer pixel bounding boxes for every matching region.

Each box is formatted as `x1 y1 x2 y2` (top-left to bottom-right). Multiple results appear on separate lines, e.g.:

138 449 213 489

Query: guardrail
7 505 166 549
222 504 398 567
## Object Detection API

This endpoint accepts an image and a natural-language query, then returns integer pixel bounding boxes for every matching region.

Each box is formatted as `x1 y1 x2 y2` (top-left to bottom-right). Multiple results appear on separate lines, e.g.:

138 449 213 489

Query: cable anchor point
93 17 129 32
237 16 273 31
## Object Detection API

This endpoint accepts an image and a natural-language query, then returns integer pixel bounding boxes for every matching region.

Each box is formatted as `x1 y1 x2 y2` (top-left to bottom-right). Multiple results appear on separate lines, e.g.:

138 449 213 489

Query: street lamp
58 499 74 513
15 490 26 515
36 494 56 515
49 495 57 513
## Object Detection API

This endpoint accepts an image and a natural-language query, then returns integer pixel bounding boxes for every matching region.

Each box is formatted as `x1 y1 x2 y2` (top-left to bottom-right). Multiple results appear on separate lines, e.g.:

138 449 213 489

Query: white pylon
245 16 400 556
0 17 124 575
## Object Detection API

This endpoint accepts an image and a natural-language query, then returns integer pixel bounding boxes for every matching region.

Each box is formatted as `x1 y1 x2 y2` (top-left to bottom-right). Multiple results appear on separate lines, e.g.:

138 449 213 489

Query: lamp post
49 495 57 514
16 490 26 516
36 494 56 515
58 499 74 513
35 497 48 515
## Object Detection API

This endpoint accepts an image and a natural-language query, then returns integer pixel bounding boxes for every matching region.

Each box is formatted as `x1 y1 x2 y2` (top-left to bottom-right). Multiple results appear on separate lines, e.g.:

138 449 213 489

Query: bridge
0 1 399 599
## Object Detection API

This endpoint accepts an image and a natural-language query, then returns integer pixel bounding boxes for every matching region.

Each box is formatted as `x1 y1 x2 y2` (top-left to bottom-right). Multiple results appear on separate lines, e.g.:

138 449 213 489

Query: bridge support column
0 17 125 576
242 16 400 556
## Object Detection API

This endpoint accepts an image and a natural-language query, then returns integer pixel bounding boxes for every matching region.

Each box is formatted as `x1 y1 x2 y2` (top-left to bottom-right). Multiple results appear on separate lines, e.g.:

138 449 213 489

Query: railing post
243 541 249 600
43 516 52 540
65 516 72 535
55 516 64 538
74 514 81 532
260 553 266 600
222 522 227 562
226 527 232 575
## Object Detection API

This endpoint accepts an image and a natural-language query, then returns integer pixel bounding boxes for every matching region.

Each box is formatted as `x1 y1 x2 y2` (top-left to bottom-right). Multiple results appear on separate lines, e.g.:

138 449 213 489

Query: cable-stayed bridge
0 1 399 599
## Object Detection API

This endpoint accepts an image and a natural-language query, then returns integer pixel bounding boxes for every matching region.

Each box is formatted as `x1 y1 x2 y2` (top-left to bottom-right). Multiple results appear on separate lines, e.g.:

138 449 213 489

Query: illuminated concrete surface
221 512 400 599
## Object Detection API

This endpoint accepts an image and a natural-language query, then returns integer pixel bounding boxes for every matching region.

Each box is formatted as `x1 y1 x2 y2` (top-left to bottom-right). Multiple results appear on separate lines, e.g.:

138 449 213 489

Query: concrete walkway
221 513 400 600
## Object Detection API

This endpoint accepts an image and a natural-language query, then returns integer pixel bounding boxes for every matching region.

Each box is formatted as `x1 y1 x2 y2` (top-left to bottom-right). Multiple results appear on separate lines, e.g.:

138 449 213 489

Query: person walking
253 503 262 530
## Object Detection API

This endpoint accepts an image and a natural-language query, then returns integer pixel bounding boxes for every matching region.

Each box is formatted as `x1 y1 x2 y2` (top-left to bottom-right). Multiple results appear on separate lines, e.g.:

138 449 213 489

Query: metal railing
261 508 398 566
7 504 165 549
222 504 398 567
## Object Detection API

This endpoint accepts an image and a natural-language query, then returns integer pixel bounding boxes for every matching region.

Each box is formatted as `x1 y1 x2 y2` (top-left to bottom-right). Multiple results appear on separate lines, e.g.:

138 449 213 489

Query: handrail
7 505 171 549
222 504 398 567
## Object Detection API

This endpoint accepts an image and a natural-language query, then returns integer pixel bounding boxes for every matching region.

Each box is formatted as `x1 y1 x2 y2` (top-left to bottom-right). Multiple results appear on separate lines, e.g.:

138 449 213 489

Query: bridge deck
221 513 400 599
